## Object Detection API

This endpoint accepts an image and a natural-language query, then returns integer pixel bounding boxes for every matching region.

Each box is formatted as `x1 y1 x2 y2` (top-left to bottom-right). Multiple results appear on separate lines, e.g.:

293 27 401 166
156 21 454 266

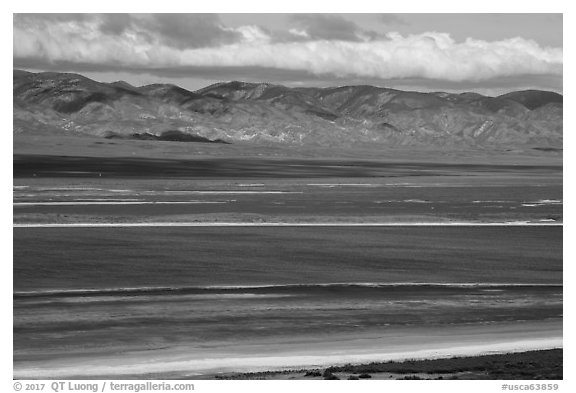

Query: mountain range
13 70 563 150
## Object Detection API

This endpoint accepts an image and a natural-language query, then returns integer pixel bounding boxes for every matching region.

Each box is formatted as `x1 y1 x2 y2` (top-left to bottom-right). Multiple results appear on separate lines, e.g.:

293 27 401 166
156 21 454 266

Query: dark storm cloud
288 14 366 41
135 14 241 49
98 14 132 36
15 13 243 49
98 14 243 49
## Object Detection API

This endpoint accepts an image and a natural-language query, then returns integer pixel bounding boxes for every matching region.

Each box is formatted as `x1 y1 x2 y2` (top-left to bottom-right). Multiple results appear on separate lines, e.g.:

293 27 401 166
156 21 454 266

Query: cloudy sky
13 13 563 95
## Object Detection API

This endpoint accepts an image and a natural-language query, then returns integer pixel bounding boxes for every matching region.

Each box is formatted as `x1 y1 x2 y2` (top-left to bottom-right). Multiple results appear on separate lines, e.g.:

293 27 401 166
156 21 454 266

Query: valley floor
13 144 563 226
12 136 563 380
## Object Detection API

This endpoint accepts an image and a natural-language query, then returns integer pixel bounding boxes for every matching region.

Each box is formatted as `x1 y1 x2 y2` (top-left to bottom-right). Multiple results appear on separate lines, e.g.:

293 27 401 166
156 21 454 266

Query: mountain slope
13 70 563 150
499 90 563 110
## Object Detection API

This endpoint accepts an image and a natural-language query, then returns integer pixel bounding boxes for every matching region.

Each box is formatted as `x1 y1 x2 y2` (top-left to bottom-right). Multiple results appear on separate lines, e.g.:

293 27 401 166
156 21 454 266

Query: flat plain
13 135 563 379
13 135 563 225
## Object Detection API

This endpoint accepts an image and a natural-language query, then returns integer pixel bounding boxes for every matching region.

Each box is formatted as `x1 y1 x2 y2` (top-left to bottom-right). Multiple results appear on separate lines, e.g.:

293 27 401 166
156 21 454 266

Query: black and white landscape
13 13 562 380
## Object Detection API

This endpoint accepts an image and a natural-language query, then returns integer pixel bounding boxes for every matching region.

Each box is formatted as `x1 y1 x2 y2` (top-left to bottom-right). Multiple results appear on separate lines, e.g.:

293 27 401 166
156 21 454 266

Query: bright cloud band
13 14 562 82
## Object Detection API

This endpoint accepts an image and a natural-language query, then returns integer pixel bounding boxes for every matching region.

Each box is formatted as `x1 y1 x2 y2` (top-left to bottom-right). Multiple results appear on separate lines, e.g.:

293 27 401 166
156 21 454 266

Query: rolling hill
13 70 562 150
